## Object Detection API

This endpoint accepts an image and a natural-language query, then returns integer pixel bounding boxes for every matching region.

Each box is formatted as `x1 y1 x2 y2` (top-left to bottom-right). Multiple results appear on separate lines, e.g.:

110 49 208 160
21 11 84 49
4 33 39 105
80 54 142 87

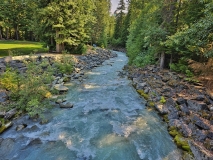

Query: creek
1 51 181 160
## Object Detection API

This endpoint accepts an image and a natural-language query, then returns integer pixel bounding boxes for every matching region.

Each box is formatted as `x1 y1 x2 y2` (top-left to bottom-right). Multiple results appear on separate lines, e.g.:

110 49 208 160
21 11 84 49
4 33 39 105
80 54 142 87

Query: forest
0 0 213 74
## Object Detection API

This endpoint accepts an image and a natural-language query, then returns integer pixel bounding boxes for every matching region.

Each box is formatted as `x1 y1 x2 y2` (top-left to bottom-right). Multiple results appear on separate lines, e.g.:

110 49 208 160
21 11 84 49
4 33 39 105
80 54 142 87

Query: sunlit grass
0 40 48 57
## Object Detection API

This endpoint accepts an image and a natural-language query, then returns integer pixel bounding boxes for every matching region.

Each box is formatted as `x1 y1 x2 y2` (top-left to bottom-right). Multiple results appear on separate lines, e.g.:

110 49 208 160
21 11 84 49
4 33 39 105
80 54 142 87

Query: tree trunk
56 30 61 53
15 26 19 40
0 27 2 39
6 28 9 40
160 0 177 69
160 52 165 69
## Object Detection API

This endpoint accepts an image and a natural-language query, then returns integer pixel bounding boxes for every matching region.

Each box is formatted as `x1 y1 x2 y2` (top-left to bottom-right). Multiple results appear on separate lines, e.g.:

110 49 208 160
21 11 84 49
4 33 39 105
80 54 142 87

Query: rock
189 141 213 160
16 124 27 131
168 110 179 120
180 123 192 137
192 115 210 130
4 108 17 119
24 125 39 132
187 100 209 112
0 121 13 133
0 112 5 118
169 119 182 128
27 138 42 146
180 104 190 115
165 98 176 111
176 97 186 105
155 104 169 115
60 102 73 108
136 82 146 90
194 95 205 101
56 99 66 104
193 130 207 142
54 84 68 92
207 132 213 140
0 90 8 103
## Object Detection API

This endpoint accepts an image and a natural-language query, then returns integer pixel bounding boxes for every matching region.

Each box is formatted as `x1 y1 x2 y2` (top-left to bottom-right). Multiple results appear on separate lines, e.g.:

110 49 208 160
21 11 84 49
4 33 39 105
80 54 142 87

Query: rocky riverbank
0 48 117 134
127 65 213 159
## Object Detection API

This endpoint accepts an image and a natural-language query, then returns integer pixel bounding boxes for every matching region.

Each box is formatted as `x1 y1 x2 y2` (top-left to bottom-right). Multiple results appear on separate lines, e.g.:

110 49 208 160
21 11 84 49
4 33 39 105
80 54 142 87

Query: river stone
27 138 42 146
54 84 68 92
60 102 73 108
16 124 27 131
207 132 213 140
176 97 186 105
189 141 213 160
0 90 8 103
24 125 39 132
0 112 5 118
180 104 190 115
155 104 169 115
192 115 210 130
4 108 17 119
187 100 208 112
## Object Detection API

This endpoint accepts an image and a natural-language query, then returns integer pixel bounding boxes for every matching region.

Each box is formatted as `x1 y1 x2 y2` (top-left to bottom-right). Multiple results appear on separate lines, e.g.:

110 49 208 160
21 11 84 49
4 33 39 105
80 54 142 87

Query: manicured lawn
0 40 48 57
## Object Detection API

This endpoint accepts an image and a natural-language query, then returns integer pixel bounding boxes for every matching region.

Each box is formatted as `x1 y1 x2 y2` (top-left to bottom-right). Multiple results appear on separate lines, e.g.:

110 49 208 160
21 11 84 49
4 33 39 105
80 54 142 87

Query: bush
55 52 74 74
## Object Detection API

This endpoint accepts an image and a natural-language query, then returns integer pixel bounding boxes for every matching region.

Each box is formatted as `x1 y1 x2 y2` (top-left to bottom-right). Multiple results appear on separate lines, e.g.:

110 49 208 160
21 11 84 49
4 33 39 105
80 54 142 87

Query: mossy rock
169 129 179 137
137 90 149 100
163 114 169 123
0 126 6 134
147 101 155 107
174 135 191 151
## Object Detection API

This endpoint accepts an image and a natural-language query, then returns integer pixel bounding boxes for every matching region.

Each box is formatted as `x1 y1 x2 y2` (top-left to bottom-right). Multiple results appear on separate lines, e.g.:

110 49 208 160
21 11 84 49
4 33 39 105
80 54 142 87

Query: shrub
55 52 74 74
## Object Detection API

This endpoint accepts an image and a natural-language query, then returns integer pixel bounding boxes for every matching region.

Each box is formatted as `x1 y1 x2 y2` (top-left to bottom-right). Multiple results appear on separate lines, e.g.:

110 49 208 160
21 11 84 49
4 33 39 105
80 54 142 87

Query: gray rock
187 100 208 112
4 108 17 119
165 98 176 110
168 110 179 120
176 97 186 105
54 84 68 92
0 90 8 103
189 141 213 160
192 115 210 130
16 124 27 131
207 132 213 140
0 112 5 118
27 138 42 146
194 95 206 101
136 82 146 90
180 104 190 115
155 104 169 115
60 102 73 108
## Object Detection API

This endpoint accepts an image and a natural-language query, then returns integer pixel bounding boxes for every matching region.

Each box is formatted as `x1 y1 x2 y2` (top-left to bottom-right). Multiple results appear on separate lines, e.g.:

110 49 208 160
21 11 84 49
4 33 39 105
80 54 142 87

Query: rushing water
1 52 181 160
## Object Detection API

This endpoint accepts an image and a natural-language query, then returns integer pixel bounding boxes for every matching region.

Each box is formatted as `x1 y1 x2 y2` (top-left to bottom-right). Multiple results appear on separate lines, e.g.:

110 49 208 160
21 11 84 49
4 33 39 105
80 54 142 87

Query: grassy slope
0 40 48 57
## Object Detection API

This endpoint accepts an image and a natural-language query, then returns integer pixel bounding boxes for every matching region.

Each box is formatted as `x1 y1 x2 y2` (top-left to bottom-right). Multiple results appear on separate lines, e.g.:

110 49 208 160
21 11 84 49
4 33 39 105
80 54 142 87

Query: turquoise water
1 52 181 160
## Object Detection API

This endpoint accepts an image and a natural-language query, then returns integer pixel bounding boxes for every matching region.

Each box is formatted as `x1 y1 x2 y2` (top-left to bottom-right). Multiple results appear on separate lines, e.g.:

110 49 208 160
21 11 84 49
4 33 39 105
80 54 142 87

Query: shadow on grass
0 47 48 57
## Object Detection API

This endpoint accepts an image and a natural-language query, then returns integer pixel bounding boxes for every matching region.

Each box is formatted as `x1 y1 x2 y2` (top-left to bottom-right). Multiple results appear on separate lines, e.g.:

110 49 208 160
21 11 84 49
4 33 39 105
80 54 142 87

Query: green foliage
160 96 166 104
0 67 20 96
55 53 74 74
137 90 149 100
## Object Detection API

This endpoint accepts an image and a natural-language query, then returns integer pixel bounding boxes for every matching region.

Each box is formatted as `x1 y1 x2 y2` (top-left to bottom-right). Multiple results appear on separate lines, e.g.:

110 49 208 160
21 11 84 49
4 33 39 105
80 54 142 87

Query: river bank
127 65 213 159
0 48 117 134
0 51 182 160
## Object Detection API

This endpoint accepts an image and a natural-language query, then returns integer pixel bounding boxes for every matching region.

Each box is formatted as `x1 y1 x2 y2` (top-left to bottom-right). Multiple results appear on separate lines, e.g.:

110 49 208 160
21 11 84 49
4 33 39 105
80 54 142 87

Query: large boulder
54 84 68 92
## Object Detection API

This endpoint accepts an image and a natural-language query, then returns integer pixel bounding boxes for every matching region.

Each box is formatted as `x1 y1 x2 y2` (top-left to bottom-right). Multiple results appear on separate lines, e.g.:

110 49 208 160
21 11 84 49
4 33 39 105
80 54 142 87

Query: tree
91 0 111 47
33 0 95 52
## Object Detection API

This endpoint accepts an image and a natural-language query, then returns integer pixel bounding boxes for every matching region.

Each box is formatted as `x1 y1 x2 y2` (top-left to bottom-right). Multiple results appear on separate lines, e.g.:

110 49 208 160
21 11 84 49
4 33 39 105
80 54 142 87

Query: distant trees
124 0 213 70
0 0 114 53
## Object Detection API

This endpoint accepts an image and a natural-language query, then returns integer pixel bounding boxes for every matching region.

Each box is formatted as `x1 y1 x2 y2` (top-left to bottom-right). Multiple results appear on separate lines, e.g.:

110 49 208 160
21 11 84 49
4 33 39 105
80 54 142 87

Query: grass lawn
0 40 48 57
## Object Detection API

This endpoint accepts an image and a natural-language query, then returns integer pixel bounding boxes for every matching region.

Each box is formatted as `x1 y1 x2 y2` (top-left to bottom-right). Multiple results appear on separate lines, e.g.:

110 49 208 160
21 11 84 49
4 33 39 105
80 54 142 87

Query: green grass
0 40 48 57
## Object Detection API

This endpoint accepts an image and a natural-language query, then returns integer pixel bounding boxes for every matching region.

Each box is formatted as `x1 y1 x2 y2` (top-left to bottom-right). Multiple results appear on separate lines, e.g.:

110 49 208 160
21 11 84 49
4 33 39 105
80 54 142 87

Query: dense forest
0 0 213 72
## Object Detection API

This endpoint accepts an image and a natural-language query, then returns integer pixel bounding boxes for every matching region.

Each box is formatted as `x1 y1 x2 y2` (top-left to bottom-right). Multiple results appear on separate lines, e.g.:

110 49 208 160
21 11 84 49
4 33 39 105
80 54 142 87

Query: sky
111 0 120 13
